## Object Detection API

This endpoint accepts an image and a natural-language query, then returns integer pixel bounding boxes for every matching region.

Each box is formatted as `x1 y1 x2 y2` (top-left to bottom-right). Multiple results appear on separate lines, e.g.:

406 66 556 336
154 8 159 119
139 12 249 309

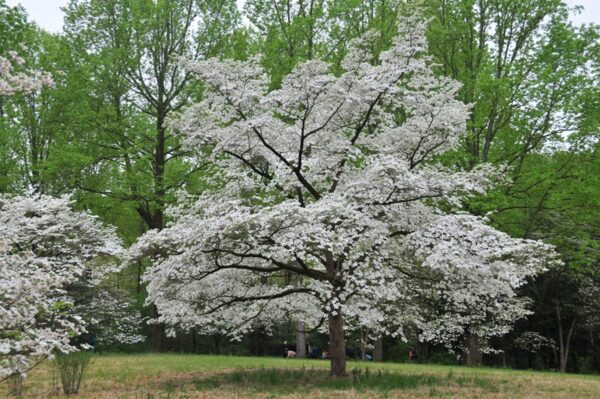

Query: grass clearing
7 353 600 398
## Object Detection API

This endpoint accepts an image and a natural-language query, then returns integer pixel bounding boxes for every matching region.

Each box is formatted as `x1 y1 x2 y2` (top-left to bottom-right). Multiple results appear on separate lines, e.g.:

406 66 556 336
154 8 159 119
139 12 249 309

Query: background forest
1 0 599 374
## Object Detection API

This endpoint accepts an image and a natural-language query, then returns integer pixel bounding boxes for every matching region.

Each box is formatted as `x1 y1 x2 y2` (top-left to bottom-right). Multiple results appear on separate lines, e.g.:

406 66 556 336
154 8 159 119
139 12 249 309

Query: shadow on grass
182 367 500 395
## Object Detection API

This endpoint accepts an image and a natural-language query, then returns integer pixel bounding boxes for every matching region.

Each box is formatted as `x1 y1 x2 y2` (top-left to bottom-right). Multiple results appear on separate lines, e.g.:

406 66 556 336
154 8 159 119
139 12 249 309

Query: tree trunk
328 312 346 377
296 319 307 358
591 330 599 373
551 343 559 370
151 323 166 352
559 319 576 372
467 333 483 366
212 334 221 355
556 301 576 372
373 335 383 362
359 328 366 361
191 328 196 353
481 98 498 162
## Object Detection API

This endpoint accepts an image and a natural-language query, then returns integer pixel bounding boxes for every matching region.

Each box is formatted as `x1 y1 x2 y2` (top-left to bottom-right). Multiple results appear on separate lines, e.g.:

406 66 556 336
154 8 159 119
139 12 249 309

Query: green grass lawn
11 353 600 398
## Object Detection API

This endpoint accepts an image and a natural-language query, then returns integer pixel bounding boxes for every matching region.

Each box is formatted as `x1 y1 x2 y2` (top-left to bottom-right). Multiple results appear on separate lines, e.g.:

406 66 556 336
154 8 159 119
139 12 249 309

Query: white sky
5 0 600 33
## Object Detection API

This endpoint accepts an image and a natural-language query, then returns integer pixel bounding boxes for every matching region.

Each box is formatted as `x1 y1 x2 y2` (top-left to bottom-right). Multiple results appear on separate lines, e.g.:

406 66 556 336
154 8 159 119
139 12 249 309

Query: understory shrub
52 352 93 395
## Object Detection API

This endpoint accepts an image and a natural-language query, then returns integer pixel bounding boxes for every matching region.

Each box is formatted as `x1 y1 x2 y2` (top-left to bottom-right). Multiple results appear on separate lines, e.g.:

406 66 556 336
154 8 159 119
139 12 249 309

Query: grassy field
9 353 600 398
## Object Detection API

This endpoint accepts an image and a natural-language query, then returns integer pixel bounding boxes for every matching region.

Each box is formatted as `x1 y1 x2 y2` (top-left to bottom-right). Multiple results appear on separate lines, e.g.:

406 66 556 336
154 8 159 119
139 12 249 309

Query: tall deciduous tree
63 0 240 351
425 0 582 166
245 0 402 87
0 2 51 192
244 0 401 355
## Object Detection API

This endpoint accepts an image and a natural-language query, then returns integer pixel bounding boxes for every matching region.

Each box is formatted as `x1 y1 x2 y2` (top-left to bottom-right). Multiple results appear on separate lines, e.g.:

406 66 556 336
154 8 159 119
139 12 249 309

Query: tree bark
151 316 166 352
501 338 507 368
294 273 307 358
559 319 576 372
556 301 576 372
296 319 307 358
212 334 221 355
328 312 346 377
467 333 483 366
591 330 599 373
359 328 366 361
373 335 383 362
191 328 196 353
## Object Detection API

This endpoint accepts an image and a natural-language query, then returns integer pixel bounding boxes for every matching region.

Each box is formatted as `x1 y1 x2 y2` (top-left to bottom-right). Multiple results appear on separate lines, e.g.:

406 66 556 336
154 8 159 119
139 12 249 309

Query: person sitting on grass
308 344 320 359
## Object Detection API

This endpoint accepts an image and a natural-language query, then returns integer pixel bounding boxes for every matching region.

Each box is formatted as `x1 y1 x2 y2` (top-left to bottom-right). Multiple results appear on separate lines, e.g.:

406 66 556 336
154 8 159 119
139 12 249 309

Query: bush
385 341 411 362
7 373 24 397
577 355 594 374
52 352 93 395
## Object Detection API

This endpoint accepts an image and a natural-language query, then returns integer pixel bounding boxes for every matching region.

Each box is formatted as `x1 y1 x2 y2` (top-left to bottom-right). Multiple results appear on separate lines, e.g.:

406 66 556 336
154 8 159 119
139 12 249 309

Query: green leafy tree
62 0 241 351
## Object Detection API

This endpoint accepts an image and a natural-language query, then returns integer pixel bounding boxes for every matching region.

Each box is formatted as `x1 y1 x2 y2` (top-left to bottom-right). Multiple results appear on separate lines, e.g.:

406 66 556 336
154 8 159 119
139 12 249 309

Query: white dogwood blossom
515 331 557 353
402 215 558 353
0 50 53 96
132 15 557 376
0 195 123 379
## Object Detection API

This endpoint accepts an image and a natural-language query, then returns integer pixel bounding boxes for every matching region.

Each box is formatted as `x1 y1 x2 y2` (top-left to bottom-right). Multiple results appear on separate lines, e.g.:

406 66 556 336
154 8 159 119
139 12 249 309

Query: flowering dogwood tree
131 15 557 376
0 194 123 380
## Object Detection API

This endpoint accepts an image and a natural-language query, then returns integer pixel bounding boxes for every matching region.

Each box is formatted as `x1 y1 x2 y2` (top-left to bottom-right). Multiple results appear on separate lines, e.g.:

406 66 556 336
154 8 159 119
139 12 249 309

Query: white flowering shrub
578 277 600 330
0 194 122 379
515 332 557 353
76 288 145 347
130 14 558 375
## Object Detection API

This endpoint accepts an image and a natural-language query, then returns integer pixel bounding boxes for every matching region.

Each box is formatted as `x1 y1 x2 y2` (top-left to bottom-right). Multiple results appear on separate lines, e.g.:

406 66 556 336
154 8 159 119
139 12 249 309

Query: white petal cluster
0 51 53 96
402 215 560 352
132 15 558 349
515 331 557 353
0 194 123 378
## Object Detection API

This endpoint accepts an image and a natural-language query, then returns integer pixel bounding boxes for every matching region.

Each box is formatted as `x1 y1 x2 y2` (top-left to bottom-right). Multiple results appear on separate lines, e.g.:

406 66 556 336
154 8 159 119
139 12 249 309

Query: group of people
282 342 463 365
282 341 322 359
282 341 377 361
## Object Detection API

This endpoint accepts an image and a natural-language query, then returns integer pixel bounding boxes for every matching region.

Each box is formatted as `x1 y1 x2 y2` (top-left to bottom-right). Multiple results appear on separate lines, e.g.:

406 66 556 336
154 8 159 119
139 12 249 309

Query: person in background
308 343 319 359
456 353 464 365
409 347 418 362
282 341 289 358
90 334 97 353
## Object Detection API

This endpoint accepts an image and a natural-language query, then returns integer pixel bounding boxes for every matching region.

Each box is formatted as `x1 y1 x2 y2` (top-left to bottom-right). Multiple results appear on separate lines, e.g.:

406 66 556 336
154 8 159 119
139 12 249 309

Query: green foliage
245 0 401 87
